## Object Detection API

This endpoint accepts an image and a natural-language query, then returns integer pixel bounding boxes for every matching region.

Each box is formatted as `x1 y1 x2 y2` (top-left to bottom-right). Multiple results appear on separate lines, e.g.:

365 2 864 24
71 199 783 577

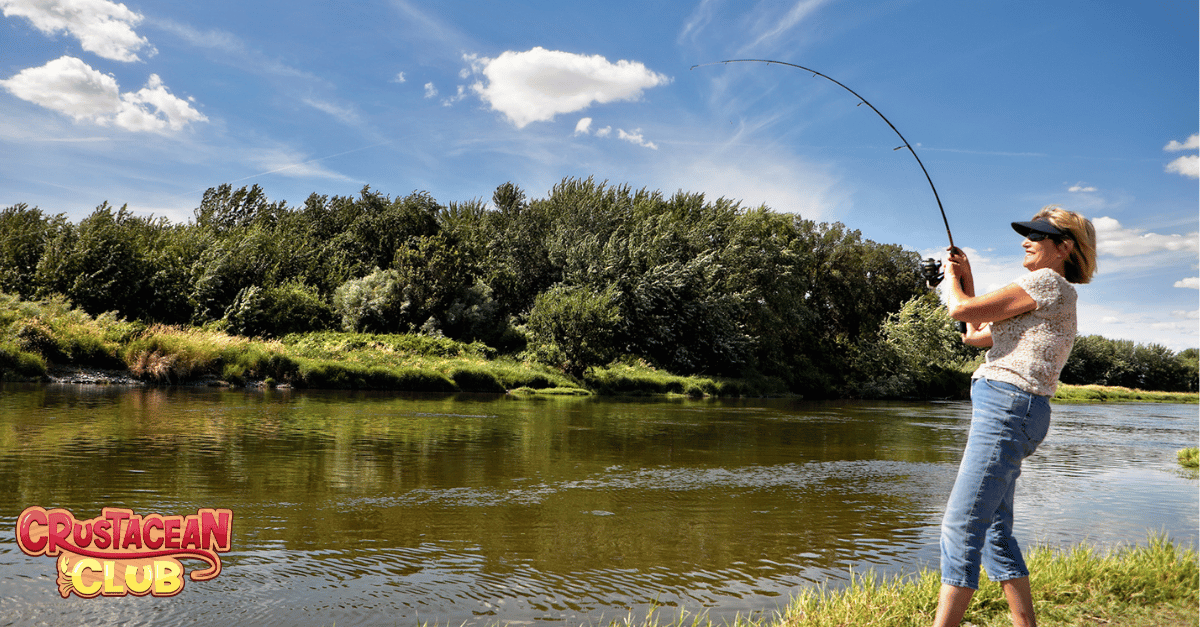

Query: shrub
526 283 621 377
449 367 507 393
333 269 407 333
224 281 336 338
0 340 47 379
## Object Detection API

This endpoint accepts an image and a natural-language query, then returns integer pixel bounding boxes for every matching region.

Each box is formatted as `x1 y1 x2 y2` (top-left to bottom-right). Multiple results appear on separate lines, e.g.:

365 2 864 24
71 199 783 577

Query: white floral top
972 268 1077 396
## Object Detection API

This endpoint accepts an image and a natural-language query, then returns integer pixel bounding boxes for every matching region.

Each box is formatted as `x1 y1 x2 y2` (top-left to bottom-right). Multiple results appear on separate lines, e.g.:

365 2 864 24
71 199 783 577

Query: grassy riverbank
3 293 1196 401
624 536 1197 627
1054 383 1199 404
0 293 764 396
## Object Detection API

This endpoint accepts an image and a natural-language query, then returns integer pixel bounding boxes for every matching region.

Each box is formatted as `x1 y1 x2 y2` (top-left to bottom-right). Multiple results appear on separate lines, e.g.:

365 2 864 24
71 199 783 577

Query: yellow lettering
124 564 153 594
153 560 182 596
71 558 102 596
103 560 125 595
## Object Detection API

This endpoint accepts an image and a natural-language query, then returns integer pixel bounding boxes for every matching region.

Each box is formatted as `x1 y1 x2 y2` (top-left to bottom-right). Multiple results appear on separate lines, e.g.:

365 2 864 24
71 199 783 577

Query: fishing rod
690 59 957 288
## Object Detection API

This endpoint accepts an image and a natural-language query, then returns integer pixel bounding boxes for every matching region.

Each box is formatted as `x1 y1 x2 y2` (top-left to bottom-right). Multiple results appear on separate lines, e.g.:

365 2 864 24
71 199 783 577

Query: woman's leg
937 378 1046 624
933 584 974 627
939 379 1028 590
1001 577 1037 627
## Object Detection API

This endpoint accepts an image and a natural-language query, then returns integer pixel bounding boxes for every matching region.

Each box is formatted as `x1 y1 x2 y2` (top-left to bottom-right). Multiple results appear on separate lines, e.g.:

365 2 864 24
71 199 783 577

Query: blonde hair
1032 205 1097 284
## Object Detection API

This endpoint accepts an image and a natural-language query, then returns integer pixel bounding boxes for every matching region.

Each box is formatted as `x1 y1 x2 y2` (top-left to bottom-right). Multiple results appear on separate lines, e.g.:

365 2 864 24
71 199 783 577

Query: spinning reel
919 257 944 287
918 256 967 334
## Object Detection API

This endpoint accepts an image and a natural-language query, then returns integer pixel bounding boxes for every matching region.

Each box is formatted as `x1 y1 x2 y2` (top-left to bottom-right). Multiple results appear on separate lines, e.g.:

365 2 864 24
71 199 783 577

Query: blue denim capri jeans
940 377 1052 589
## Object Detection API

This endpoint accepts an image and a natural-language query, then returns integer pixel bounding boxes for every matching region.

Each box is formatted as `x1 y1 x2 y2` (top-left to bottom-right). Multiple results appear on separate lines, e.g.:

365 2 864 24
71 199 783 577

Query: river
0 384 1195 626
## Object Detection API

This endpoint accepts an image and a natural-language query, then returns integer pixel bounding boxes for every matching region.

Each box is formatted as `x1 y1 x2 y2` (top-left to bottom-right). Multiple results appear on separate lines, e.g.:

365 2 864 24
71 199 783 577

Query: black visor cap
1011 219 1065 238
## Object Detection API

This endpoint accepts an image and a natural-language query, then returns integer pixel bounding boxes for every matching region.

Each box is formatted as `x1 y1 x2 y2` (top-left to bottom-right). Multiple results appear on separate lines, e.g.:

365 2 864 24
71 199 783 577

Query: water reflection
0 384 1194 626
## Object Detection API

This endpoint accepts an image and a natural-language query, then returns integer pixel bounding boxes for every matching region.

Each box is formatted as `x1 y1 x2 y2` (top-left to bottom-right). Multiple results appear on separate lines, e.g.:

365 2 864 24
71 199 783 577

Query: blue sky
2 0 1197 350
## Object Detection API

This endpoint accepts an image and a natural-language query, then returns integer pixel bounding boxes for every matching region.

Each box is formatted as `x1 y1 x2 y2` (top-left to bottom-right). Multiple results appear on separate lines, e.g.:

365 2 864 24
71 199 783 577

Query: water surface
0 385 1194 625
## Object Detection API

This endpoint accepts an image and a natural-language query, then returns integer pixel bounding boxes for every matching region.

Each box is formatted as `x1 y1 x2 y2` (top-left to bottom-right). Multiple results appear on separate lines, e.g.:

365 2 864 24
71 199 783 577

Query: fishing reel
918 256 968 334
919 257 944 287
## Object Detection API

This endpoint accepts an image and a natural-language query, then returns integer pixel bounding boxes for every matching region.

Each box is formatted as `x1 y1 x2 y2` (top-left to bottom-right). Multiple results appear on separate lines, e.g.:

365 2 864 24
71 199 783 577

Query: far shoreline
24 364 1200 404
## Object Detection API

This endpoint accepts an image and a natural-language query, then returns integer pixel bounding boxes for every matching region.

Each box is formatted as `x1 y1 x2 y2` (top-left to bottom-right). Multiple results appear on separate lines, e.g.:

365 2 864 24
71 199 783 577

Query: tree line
1 177 1194 396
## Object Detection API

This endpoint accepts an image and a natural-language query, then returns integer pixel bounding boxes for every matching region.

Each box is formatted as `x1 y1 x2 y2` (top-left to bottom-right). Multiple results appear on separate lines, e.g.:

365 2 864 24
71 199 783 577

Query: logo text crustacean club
16 507 233 598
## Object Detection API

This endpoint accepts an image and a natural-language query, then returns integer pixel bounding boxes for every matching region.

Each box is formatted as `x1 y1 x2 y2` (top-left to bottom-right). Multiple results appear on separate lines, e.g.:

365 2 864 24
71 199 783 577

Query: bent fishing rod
690 59 957 288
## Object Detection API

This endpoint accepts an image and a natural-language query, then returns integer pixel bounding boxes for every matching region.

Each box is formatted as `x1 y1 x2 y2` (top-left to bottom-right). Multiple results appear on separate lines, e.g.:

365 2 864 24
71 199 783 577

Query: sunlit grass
1178 447 1198 469
1054 384 1198 404
596 535 1197 627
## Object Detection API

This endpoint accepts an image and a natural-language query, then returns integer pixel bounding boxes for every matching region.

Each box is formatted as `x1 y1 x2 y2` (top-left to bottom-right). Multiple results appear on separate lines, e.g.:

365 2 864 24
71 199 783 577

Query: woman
933 206 1097 627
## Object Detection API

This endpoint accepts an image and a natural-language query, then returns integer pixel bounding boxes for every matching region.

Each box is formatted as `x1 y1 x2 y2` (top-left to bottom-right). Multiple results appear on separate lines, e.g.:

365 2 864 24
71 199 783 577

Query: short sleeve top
972 268 1077 396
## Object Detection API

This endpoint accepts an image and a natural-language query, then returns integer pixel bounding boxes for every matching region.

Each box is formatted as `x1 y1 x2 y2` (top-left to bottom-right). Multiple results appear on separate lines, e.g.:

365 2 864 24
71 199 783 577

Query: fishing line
690 59 956 253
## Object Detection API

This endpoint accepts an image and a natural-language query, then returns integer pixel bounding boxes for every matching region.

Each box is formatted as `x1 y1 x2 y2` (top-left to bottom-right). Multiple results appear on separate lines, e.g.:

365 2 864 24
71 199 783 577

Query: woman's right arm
943 249 1038 326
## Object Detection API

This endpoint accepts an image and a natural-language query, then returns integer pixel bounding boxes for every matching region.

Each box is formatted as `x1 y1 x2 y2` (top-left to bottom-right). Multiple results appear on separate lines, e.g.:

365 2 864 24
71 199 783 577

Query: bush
526 283 621 377
449 367 507 393
333 269 406 333
223 281 336 338
0 340 47 379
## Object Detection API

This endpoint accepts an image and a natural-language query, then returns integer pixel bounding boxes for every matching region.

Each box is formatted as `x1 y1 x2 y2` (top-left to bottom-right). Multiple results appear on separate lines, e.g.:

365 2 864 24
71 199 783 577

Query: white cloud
1165 154 1198 179
1175 277 1199 290
1068 182 1097 193
595 125 612 138
154 18 317 81
574 117 592 135
1172 309 1200 319
423 82 437 99
1092 216 1199 257
1164 133 1199 179
0 56 205 132
746 0 832 50
1164 134 1199 151
1 0 153 62
617 128 658 150
393 72 406 84
248 146 359 183
465 47 670 128
302 97 360 126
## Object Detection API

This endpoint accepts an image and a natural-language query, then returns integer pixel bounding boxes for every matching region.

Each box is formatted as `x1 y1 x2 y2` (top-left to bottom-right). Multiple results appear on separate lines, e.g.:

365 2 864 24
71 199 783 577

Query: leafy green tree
527 283 621 377
33 203 154 318
189 226 286 323
0 204 62 299
857 291 979 397
194 184 287 233
1175 348 1199 392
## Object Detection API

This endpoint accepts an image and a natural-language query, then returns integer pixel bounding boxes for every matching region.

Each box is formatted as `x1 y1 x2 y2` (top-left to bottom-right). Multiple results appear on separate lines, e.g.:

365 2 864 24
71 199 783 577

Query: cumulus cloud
1165 155 1198 179
1164 133 1199 179
393 72 406 84
0 0 153 62
617 128 658 150
574 117 592 135
1164 134 1199 151
595 125 612 138
1093 216 1199 257
1175 277 1199 290
423 82 437 99
1068 182 1097 193
0 56 205 132
465 47 670 128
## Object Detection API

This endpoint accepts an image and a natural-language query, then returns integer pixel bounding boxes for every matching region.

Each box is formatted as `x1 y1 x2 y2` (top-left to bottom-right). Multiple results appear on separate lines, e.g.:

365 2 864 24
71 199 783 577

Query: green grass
1178 447 1198 469
1054 384 1198 404
1 293 1195 401
605 535 1197 627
